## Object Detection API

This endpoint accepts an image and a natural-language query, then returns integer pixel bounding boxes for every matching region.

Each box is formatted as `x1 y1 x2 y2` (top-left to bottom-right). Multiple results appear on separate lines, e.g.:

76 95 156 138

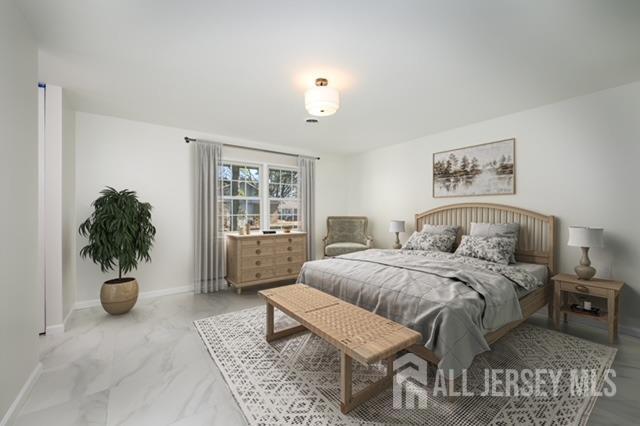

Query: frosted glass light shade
568 226 604 248
304 85 340 117
389 220 405 233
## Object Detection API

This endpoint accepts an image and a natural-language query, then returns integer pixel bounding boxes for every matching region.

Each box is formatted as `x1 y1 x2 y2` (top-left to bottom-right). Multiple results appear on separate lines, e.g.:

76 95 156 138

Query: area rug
194 306 616 425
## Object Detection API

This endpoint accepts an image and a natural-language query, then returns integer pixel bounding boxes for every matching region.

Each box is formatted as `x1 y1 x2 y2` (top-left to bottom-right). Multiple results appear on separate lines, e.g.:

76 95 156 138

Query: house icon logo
393 353 430 409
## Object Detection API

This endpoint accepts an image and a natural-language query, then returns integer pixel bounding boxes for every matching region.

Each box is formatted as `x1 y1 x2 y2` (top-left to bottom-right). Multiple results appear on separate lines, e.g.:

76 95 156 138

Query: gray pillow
454 235 516 265
470 222 519 263
403 232 456 252
421 224 459 237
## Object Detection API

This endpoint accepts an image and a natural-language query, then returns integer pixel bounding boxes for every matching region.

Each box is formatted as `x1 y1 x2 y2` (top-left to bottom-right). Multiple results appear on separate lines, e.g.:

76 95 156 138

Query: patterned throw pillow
470 222 519 263
421 224 460 237
454 235 516 265
403 232 456 252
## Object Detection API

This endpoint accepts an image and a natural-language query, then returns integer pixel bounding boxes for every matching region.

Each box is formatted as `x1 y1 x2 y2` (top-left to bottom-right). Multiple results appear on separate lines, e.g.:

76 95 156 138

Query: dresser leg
236 287 242 295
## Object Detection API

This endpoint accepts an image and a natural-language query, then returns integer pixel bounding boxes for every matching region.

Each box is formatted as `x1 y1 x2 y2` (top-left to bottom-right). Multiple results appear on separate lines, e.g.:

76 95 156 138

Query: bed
298 203 555 376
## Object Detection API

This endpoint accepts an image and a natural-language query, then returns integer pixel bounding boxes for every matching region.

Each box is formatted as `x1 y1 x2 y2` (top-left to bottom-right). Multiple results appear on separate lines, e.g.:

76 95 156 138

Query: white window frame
266 164 300 230
221 160 262 232
221 159 300 233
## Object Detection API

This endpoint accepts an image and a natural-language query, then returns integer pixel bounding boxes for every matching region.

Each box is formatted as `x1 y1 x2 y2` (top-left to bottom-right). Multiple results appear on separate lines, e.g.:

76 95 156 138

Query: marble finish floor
11 288 640 425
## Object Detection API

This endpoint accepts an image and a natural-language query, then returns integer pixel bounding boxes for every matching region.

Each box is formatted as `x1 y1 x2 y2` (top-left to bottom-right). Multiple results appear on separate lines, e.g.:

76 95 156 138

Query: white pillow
469 222 519 263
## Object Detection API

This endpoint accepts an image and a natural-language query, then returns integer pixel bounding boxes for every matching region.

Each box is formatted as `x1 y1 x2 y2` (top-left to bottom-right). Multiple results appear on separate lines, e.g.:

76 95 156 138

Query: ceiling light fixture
304 78 340 117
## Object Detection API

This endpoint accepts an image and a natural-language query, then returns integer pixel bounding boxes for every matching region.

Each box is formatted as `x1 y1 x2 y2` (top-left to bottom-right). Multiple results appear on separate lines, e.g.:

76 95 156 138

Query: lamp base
575 265 596 280
575 246 596 280
392 232 402 249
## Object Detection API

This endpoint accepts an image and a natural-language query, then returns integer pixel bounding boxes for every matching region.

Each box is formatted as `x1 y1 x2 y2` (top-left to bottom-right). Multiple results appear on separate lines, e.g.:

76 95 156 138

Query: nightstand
551 273 624 344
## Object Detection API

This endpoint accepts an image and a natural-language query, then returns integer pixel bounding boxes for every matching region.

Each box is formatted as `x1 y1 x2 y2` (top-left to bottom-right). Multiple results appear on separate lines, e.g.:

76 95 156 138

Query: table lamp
389 220 405 249
568 226 603 280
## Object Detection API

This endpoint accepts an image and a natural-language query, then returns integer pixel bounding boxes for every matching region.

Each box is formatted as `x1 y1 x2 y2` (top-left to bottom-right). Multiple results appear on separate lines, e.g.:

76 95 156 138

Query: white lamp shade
568 226 604 248
389 220 405 233
304 86 340 117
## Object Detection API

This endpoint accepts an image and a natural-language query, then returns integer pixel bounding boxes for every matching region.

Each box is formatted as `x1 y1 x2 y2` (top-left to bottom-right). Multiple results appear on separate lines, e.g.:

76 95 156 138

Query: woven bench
258 284 421 414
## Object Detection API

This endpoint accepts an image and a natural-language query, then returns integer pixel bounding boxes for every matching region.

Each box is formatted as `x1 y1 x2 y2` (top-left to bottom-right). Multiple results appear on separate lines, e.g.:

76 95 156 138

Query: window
221 162 300 232
221 163 261 232
268 167 299 229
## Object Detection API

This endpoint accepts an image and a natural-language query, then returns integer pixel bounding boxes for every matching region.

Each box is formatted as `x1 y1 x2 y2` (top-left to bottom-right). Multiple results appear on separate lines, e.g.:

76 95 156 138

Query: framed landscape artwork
433 138 515 198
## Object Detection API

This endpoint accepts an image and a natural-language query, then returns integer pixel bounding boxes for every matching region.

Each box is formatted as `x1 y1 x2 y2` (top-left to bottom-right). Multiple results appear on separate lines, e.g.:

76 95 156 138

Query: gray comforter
297 249 543 376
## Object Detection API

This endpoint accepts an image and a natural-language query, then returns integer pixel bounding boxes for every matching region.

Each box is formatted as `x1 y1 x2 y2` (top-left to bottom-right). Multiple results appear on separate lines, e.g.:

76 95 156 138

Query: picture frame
432 138 516 198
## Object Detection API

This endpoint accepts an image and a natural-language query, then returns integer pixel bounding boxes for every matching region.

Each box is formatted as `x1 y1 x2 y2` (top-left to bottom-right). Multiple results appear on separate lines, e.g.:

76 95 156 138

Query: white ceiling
19 0 640 154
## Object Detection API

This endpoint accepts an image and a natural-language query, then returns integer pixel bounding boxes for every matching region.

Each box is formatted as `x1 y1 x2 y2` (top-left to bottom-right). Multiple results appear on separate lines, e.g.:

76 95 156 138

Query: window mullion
261 163 269 231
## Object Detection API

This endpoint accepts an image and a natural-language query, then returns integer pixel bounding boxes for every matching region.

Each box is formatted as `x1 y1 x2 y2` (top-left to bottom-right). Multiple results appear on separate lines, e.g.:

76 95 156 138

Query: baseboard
44 305 76 335
532 311 640 339
74 284 193 310
0 362 42 426
45 323 64 335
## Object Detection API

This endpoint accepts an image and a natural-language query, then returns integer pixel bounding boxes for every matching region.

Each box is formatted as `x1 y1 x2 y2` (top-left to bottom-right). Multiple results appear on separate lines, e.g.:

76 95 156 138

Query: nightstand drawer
560 281 609 298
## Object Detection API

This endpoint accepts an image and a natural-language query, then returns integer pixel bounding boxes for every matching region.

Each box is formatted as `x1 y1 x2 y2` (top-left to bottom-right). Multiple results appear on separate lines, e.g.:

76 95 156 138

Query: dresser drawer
273 253 305 265
275 264 303 277
240 238 275 247
275 235 305 245
241 267 274 282
274 243 304 254
241 246 275 257
242 256 275 268
560 281 609 298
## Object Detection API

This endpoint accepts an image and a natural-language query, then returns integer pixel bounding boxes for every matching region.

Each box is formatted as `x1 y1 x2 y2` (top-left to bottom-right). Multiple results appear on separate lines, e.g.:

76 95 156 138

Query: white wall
0 0 40 420
74 113 347 303
346 81 640 330
62 93 76 319
43 85 64 329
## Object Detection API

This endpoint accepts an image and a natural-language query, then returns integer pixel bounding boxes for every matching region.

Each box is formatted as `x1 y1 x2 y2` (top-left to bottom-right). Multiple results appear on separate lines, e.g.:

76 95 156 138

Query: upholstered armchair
322 216 373 257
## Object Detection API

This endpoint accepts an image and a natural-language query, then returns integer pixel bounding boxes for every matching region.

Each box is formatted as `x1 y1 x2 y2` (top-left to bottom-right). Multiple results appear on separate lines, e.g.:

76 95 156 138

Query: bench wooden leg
264 302 307 342
340 352 395 414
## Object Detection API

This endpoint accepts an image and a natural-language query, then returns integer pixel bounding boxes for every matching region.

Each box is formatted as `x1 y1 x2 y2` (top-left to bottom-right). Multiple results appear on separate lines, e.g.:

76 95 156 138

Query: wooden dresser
226 232 307 294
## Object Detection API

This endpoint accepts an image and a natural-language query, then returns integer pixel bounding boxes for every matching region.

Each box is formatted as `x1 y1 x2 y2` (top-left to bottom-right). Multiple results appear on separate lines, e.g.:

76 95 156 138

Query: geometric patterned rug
194 306 616 426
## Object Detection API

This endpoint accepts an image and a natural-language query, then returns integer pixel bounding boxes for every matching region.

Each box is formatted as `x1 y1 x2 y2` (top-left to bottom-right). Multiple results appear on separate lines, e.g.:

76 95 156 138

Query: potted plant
79 187 156 315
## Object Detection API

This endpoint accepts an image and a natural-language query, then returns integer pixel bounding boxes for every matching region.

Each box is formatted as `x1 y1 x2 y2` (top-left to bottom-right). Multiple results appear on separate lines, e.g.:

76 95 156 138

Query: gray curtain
194 142 225 293
297 156 316 260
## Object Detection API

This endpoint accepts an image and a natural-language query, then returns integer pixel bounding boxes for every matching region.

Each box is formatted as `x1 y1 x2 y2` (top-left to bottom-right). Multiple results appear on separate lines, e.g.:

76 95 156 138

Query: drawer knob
255 249 261 255
288 238 292 243
575 285 589 293
287 268 292 274
255 260 261 266
287 256 292 262
287 246 292 251
255 272 261 279
256 240 261 246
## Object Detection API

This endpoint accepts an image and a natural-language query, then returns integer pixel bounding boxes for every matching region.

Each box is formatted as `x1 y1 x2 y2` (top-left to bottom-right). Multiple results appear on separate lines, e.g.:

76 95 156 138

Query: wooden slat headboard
415 203 556 273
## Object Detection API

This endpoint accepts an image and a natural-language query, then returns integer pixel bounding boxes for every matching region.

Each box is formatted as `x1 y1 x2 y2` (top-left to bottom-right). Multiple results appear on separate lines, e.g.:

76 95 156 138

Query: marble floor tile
12 287 640 426
106 357 222 426
20 357 112 415
12 390 109 426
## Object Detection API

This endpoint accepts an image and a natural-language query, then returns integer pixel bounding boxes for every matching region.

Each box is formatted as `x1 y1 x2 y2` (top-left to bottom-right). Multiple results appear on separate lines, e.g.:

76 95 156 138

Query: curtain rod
184 137 320 160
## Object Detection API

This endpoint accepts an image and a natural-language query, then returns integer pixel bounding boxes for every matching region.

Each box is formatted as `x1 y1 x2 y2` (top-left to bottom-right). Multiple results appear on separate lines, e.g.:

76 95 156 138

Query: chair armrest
366 235 374 248
322 235 328 255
